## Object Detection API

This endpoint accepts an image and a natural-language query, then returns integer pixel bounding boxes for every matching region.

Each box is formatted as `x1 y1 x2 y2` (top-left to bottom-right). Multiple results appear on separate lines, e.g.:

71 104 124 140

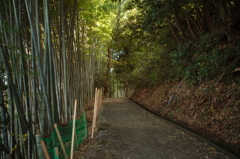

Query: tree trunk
202 0 214 32
186 12 199 41
166 18 180 42
104 44 111 97
172 9 195 45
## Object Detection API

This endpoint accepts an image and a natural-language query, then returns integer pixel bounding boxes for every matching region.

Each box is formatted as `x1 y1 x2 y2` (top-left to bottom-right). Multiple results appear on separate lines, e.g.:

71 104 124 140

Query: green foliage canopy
110 0 240 88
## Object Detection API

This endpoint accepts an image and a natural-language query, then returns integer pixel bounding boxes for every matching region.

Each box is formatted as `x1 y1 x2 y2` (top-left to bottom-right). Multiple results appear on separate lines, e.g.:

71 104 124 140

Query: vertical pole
71 115 78 147
40 140 50 159
54 147 59 159
36 135 44 159
91 88 99 138
70 100 77 159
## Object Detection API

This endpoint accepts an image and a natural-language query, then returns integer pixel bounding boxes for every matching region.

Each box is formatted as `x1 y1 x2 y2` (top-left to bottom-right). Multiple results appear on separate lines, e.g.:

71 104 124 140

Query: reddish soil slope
130 80 240 157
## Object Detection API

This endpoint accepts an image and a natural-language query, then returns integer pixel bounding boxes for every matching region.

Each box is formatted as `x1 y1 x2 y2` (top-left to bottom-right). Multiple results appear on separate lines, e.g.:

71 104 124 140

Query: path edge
128 98 239 159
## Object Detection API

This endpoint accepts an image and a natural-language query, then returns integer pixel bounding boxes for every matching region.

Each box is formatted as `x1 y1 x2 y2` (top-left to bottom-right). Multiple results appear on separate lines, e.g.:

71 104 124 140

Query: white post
91 88 99 138
70 100 77 159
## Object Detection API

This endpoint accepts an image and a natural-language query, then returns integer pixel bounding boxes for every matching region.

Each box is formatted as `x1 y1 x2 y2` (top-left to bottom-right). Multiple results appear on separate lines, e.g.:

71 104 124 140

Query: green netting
43 111 88 159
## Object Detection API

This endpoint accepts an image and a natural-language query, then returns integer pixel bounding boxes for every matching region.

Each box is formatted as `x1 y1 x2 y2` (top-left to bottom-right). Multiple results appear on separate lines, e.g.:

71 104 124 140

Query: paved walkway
82 98 238 159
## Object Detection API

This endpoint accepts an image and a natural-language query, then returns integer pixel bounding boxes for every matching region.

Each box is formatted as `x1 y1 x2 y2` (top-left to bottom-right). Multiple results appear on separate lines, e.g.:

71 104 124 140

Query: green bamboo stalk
60 0 68 122
0 39 36 146
0 76 9 159
12 1 33 157
24 0 54 134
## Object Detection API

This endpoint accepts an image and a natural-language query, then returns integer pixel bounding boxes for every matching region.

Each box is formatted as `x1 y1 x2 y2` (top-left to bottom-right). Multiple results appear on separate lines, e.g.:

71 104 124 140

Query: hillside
130 79 240 157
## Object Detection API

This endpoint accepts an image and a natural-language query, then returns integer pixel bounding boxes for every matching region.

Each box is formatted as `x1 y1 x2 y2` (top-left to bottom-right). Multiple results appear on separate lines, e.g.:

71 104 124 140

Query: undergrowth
133 32 240 88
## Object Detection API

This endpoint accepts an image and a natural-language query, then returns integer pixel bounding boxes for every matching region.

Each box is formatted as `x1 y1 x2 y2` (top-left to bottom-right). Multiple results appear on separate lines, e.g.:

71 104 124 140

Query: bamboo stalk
36 135 44 159
91 88 99 138
70 100 77 159
0 0 105 158
54 147 59 159
71 115 78 147
54 124 68 159
40 140 50 159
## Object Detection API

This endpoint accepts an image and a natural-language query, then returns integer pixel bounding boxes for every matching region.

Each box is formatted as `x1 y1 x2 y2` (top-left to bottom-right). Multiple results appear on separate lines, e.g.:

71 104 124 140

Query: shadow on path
81 98 239 159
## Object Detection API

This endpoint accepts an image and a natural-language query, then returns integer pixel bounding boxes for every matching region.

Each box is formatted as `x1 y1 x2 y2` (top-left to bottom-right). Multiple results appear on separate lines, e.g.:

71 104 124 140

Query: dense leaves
111 0 240 88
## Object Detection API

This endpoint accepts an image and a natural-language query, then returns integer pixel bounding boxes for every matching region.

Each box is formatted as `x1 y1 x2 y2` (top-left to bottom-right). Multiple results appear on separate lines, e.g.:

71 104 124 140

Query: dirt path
77 98 238 159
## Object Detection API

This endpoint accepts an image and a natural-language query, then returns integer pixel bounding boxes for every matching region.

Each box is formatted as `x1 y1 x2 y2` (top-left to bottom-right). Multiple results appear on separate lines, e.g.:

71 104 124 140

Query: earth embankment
130 81 240 157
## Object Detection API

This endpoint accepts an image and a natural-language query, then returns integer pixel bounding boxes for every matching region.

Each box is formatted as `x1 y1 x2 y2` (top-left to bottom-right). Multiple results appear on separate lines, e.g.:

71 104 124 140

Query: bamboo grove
0 0 116 158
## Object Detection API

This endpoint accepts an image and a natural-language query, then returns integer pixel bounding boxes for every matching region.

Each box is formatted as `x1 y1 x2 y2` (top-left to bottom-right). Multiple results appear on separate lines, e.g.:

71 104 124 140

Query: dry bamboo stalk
70 100 78 159
71 115 78 148
54 124 68 159
91 88 99 138
54 147 59 158
40 140 50 159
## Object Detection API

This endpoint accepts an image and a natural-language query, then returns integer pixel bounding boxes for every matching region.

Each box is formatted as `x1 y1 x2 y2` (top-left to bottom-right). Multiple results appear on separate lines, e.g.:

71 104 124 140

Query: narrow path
81 98 238 159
